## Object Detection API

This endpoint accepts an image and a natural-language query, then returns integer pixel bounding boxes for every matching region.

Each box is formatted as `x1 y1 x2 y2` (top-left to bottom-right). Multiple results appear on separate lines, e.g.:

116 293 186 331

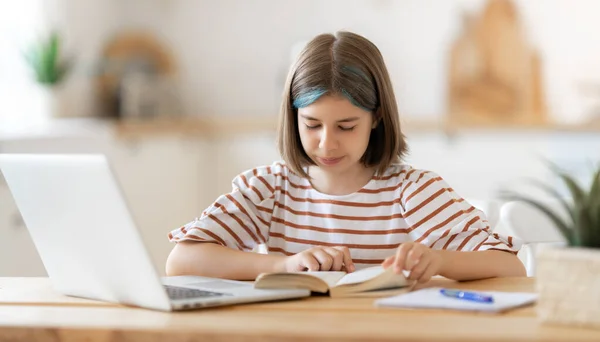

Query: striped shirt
168 162 521 270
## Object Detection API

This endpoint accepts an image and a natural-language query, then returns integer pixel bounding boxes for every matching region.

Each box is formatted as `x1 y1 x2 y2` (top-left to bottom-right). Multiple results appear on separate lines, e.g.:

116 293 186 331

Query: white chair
499 200 568 276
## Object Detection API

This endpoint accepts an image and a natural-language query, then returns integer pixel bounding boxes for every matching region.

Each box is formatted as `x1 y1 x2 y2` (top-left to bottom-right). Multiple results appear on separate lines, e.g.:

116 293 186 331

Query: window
0 0 47 123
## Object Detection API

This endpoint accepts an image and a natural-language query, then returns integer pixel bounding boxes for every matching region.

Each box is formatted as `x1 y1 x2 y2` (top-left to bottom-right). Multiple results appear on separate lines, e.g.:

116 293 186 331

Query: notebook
374 287 538 313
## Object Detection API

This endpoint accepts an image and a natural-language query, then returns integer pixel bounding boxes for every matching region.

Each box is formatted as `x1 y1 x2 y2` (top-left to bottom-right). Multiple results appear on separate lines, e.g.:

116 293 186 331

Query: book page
334 266 386 286
301 271 347 288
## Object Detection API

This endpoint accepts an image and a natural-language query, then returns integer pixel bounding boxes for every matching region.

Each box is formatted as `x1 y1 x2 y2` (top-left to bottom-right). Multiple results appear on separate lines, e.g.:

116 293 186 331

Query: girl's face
297 94 374 175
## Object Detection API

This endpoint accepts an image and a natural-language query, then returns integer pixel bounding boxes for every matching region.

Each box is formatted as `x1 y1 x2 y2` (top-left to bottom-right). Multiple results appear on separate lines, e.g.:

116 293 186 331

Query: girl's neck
308 164 376 196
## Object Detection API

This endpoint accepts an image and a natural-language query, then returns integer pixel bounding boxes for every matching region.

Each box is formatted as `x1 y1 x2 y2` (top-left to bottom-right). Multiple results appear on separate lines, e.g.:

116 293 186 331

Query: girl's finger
324 248 344 271
381 255 395 268
334 246 355 272
408 254 431 281
405 248 425 271
301 253 321 272
312 249 334 271
393 243 412 273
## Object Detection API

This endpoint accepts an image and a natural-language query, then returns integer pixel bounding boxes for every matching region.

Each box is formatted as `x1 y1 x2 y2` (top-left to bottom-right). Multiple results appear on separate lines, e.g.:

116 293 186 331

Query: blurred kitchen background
1 0 599 276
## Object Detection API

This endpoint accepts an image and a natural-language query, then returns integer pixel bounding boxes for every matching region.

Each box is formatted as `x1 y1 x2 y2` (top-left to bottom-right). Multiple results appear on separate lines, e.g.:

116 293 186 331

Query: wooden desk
1 277 600 341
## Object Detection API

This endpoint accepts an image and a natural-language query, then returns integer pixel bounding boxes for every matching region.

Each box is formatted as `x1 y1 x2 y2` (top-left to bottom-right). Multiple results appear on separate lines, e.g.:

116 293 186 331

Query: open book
254 266 413 297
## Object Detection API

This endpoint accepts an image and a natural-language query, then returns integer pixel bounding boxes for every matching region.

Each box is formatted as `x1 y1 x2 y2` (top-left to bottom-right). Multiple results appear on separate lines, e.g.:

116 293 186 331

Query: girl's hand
382 242 444 283
279 246 355 272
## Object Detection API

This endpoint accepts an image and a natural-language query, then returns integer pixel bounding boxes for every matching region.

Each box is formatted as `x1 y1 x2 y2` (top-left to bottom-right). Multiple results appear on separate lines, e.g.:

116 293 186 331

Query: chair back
500 200 568 276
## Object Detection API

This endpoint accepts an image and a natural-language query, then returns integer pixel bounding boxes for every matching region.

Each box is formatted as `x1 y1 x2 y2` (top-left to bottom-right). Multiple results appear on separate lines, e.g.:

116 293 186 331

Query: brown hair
277 31 408 178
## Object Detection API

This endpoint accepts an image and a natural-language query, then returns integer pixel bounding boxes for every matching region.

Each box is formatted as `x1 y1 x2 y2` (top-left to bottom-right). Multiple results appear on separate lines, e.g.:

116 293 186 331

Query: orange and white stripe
168 162 520 270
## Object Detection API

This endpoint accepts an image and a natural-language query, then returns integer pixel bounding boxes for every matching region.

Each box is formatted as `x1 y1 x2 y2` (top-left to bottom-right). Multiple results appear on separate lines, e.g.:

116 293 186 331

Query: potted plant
503 163 600 328
23 31 72 119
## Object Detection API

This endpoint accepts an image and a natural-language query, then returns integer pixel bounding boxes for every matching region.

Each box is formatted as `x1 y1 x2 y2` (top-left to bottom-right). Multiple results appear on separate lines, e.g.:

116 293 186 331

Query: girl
166 31 526 283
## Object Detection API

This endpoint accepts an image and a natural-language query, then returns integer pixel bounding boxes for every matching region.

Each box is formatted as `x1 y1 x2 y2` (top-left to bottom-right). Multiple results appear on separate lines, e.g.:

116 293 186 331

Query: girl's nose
319 128 339 150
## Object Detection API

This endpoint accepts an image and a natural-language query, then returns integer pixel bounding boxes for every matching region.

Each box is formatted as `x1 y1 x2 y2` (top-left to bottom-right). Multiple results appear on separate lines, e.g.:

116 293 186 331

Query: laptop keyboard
164 285 228 300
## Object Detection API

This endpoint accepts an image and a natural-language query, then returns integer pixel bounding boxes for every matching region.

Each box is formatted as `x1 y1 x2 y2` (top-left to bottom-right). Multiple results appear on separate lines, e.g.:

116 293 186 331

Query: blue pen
440 288 494 304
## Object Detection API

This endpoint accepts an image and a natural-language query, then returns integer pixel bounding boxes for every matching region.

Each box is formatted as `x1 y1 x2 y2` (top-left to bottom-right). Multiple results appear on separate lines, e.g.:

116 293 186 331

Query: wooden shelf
441 119 600 133
113 117 278 138
112 116 600 139
3 116 597 141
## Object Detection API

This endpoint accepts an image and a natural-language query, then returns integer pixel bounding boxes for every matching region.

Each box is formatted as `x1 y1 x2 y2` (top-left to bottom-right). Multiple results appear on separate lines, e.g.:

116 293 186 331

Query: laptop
0 153 310 311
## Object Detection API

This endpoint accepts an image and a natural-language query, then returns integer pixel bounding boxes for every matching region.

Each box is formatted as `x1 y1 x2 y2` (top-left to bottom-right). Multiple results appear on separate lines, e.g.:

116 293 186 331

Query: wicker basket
536 247 600 329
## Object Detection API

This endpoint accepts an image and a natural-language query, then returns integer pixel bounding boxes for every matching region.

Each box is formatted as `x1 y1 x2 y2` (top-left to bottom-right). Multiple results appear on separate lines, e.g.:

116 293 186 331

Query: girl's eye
304 124 355 131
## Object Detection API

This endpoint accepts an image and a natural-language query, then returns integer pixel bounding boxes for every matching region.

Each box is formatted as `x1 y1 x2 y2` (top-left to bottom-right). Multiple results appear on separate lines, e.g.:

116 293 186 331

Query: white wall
0 0 123 122
4 0 600 124
3 1 599 277
157 0 600 123
0 132 209 276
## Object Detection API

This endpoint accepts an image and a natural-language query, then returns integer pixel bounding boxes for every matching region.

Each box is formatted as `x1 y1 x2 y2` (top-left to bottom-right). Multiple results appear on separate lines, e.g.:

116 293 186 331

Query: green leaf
503 162 600 248
48 33 59 83
500 191 574 245
588 166 600 246
594 201 600 246
589 166 600 207
23 48 39 70
574 203 600 248
546 161 586 207
526 178 576 225
23 31 71 85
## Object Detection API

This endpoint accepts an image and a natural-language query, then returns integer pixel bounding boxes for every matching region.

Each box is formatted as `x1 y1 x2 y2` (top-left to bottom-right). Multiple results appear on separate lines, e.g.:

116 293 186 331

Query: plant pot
536 246 600 329
33 84 66 122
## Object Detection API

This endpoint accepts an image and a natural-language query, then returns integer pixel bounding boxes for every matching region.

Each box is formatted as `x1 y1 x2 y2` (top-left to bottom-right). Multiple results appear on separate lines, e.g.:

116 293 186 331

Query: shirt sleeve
399 169 522 254
167 165 277 251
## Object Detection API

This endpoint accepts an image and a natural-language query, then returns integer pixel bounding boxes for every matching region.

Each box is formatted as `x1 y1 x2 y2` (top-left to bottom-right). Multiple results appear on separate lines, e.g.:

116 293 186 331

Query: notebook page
374 287 538 313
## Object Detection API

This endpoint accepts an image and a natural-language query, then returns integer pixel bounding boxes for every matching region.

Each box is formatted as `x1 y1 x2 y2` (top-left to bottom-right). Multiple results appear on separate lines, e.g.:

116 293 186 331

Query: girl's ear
371 110 382 129
371 119 380 129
